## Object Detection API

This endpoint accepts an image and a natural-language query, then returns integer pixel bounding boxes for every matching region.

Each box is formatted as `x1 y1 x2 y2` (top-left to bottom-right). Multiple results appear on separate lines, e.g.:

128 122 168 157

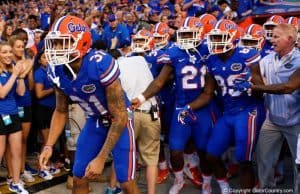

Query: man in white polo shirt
109 48 161 194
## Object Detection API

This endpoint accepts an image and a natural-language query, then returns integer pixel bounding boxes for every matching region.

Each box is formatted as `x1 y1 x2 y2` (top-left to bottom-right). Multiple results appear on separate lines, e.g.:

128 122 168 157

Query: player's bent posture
39 16 140 194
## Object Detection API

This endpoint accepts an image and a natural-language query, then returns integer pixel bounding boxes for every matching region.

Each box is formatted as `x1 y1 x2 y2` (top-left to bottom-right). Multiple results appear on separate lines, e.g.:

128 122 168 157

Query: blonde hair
8 35 24 48
0 41 13 74
275 23 297 43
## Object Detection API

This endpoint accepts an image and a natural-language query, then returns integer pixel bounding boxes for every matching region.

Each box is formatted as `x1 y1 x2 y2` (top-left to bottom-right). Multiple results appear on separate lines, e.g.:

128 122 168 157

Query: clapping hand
13 61 25 77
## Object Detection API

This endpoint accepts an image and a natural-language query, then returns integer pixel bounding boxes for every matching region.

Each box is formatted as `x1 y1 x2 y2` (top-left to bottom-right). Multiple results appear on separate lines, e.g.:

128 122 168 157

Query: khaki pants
66 104 86 151
134 111 161 166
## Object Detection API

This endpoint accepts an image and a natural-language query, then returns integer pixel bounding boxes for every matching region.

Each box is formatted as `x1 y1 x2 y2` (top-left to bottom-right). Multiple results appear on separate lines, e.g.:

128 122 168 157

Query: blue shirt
261 41 273 58
237 0 253 18
184 0 208 16
206 47 260 114
210 5 224 20
0 71 18 114
145 42 176 105
40 12 51 30
47 49 130 117
125 23 138 37
34 66 56 108
15 76 32 106
102 24 131 49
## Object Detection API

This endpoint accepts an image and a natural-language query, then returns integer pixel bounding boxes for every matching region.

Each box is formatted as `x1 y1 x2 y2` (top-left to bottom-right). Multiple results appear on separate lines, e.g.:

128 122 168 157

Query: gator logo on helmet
67 23 87 33
224 22 237 30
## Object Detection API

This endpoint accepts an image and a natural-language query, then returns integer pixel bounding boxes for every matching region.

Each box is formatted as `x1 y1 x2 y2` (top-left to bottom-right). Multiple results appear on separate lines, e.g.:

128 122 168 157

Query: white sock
202 175 212 194
202 175 212 185
174 169 184 182
159 160 168 170
184 153 198 167
217 179 230 194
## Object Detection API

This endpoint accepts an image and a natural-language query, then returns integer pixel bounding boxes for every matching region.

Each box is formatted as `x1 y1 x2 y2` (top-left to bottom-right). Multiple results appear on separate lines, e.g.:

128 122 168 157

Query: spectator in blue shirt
232 0 254 28
124 12 138 36
40 5 51 31
101 14 131 49
33 50 57 180
183 0 209 17
0 42 28 194
210 0 230 20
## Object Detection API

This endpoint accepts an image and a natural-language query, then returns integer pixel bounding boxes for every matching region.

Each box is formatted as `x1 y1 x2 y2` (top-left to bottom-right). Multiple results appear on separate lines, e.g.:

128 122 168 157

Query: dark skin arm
98 79 128 159
252 67 300 94
143 64 173 99
39 88 69 168
188 74 216 110
131 64 173 109
248 63 265 97
249 63 265 86
46 88 69 146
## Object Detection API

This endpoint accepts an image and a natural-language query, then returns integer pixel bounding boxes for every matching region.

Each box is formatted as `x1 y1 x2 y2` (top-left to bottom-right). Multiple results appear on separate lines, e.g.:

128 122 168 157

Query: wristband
43 145 53 151
137 94 146 104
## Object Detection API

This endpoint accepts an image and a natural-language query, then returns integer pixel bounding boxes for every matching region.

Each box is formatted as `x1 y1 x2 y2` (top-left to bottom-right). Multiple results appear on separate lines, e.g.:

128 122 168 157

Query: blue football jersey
261 41 273 58
145 42 175 78
48 49 130 117
146 42 176 105
206 47 260 114
158 46 207 106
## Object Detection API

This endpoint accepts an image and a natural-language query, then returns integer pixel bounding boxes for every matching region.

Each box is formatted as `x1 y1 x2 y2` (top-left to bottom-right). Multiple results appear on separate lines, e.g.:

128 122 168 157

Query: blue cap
149 10 159 16
108 14 116 22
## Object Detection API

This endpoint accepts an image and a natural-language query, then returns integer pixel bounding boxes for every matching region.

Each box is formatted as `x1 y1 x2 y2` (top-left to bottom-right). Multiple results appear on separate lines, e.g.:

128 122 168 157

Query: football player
132 17 215 194
184 19 264 193
39 15 140 194
262 15 285 56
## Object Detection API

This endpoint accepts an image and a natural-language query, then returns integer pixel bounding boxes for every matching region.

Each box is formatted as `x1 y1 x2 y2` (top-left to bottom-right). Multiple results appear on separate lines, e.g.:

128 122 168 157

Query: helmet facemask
207 29 235 54
239 35 264 51
177 28 202 50
45 31 83 80
131 37 152 53
45 31 81 67
153 33 168 50
263 22 277 40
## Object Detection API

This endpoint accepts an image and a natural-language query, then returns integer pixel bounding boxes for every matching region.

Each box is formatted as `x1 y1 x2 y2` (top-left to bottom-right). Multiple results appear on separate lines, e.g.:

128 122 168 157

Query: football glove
177 105 197 125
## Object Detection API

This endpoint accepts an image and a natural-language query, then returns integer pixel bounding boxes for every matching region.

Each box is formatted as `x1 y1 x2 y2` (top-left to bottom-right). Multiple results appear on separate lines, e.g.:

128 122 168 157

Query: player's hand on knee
177 105 197 125
84 157 105 180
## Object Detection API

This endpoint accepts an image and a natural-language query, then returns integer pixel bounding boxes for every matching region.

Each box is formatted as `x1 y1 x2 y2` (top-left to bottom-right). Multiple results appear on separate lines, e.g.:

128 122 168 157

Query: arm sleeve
157 48 173 66
96 55 120 87
245 49 261 66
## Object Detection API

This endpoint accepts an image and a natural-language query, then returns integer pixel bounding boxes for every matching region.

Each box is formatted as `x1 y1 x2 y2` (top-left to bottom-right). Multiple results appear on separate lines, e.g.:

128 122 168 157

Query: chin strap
47 65 60 87
65 63 77 80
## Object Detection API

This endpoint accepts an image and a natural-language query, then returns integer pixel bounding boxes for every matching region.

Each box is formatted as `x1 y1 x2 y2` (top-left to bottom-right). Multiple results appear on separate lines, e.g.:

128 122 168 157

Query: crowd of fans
0 0 299 194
